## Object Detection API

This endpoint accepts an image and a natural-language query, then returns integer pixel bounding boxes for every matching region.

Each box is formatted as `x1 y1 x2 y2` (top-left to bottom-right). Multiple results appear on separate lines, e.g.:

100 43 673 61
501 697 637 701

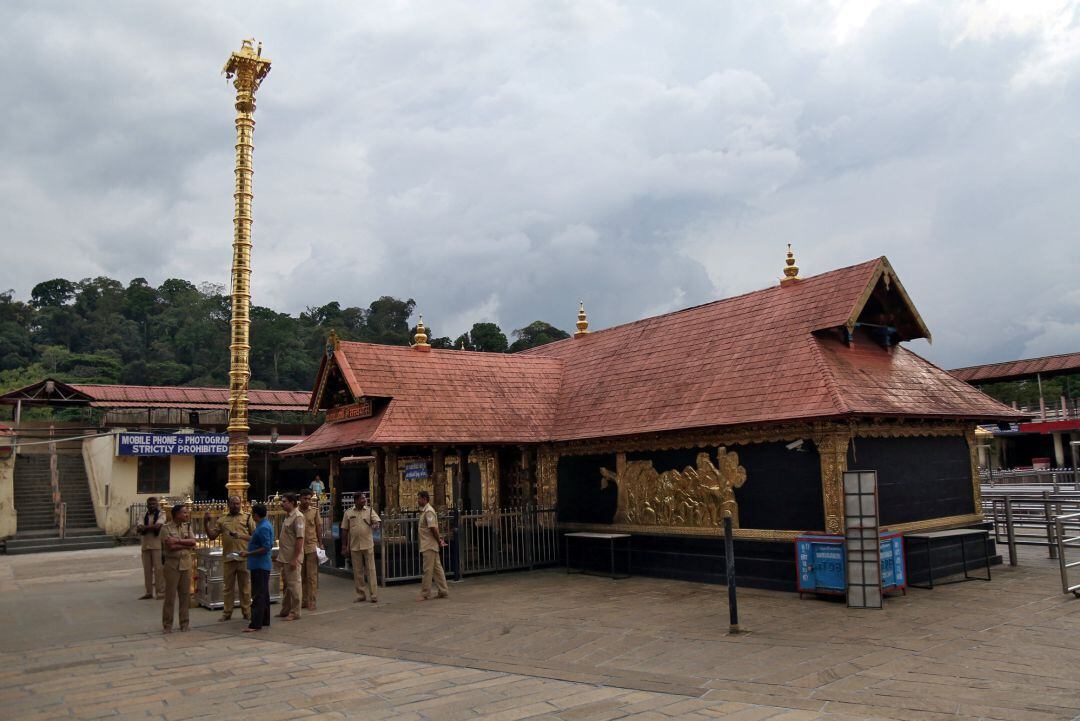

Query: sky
1 0 1078 369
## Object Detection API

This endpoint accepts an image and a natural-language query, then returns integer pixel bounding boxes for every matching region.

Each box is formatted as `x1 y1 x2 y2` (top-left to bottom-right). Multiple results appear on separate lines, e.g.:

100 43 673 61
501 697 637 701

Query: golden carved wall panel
536 445 558 509
468 448 500 511
599 449 747 528
813 432 849 534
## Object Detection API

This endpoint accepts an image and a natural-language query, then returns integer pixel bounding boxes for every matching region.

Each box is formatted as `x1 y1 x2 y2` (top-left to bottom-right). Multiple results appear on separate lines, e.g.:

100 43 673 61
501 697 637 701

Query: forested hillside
0 277 569 392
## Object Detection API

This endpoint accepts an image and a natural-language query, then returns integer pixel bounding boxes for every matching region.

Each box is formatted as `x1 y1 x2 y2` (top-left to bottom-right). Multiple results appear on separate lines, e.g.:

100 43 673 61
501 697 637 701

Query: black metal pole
724 513 740 634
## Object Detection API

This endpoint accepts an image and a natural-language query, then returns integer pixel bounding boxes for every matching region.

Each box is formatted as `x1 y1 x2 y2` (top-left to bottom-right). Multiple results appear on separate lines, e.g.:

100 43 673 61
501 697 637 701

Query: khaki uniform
160 520 195 631
211 511 256 618
341 505 380 600
277 508 304 618
300 505 321 608
419 504 449 599
139 509 165 598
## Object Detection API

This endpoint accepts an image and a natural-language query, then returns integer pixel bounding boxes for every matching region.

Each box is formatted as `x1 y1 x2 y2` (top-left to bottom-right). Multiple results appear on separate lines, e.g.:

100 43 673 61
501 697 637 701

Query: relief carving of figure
599 448 747 528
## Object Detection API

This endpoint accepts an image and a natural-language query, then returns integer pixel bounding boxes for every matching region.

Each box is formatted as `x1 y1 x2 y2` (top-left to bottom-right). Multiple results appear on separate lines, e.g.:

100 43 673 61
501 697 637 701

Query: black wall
729 441 825 531
557 443 825 532
848 435 974 526
557 453 617 523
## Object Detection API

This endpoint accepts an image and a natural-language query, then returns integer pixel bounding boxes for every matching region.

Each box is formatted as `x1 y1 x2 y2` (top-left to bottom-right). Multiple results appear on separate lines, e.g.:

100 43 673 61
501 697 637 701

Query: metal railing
980 469 1079 489
982 491 1080 565
1054 512 1080 597
377 506 559 586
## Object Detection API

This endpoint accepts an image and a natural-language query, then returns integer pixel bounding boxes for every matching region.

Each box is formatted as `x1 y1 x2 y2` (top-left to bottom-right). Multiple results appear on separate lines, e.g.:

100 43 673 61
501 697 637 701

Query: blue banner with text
116 433 230 456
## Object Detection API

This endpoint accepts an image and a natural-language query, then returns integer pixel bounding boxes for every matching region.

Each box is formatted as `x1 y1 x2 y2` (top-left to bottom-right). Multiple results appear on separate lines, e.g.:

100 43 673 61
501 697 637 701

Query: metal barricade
982 492 1080 565
1053 512 1080 597
378 506 558 586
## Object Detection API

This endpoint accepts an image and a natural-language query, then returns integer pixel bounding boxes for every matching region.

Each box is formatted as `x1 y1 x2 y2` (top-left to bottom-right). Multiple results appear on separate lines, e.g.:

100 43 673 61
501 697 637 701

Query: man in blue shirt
239 503 274 633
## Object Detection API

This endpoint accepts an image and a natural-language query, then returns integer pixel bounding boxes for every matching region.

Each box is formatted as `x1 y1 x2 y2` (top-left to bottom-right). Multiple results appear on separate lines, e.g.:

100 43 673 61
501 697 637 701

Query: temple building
281 254 1023 588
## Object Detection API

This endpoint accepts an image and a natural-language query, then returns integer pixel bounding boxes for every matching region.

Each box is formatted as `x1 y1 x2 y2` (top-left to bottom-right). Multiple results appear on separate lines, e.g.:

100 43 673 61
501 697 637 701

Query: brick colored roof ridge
520 257 882 356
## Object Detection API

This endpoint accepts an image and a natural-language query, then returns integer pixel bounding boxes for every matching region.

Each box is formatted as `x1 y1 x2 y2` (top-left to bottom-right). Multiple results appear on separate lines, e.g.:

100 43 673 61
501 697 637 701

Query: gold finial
413 314 431 351
574 301 589 337
326 329 340 357
780 243 801 286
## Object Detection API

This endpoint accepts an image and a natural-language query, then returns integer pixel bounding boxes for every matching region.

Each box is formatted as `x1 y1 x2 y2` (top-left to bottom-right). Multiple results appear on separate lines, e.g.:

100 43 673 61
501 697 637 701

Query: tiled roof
69 384 310 411
279 413 385 456
950 351 1080 384
284 257 1022 454
524 259 1019 441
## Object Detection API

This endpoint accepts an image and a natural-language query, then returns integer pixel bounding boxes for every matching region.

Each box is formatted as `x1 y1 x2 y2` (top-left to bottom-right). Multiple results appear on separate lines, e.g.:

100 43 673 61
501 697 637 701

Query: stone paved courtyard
1 546 1078 720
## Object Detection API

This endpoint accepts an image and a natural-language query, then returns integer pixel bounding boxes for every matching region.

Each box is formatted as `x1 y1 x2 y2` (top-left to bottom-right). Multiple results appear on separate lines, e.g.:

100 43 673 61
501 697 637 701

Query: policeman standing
417 490 449 601
276 493 305 621
298 489 323 611
160 503 197 633
136 496 165 600
207 495 256 621
340 493 380 603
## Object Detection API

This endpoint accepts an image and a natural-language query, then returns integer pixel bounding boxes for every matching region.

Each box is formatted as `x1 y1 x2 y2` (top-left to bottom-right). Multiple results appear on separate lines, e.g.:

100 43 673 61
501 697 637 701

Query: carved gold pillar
384 448 399 512
469 448 500 511
815 430 849 534
535 445 558 509
222 39 271 503
964 427 983 518
432 447 447 510
371 451 383 511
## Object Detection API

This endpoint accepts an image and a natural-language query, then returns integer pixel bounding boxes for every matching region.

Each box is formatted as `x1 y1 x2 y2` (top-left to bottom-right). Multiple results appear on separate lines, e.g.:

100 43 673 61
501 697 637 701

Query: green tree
465 322 508 353
30 279 76 308
364 296 415 345
508 320 570 352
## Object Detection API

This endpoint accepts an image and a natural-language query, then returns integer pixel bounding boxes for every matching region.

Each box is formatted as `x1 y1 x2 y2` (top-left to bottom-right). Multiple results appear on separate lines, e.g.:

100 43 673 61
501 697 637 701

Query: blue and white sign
404 461 429 481
116 433 230 456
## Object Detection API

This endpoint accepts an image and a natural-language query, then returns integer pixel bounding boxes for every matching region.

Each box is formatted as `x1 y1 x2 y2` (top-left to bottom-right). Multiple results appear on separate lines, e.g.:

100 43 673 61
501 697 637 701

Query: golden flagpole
222 39 271 503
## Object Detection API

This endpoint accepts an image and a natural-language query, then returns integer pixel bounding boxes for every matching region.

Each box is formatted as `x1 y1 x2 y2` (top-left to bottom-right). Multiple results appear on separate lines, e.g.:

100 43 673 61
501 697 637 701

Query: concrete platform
0 545 1077 720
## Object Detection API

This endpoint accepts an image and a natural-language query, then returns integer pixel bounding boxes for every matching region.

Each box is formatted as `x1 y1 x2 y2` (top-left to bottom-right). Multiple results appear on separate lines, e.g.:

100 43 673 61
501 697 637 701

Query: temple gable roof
285 256 1021 455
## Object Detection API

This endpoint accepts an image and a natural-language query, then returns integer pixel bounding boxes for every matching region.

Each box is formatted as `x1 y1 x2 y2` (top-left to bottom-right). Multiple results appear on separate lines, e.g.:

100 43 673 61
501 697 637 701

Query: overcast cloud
1 1 1078 369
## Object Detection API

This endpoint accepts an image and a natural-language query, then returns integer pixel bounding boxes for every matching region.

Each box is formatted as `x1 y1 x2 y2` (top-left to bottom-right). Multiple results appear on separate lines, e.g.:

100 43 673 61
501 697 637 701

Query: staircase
6 453 114 554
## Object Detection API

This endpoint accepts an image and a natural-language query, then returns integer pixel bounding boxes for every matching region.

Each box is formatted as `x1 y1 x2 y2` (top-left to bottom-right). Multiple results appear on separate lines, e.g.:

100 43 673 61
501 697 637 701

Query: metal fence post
1004 496 1017 566
1044 490 1058 559
453 505 463 582
724 513 739 634
1056 515 1069 594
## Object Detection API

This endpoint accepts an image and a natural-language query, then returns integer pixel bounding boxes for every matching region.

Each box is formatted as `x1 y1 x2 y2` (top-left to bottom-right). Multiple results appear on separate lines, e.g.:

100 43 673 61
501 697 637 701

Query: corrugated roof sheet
69 384 310 411
950 352 1080 384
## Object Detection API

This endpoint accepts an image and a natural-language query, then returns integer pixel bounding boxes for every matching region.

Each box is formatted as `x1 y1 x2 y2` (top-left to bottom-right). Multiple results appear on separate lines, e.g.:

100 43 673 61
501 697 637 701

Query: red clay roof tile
285 257 1022 453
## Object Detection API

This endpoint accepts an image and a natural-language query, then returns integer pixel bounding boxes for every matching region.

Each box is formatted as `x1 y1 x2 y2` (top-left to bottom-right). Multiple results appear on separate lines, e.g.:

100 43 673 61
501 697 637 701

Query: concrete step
3 535 116 555
13 527 107 539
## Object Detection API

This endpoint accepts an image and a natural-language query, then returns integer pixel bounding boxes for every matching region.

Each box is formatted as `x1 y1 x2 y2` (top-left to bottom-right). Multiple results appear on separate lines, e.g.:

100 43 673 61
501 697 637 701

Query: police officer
136 496 165 600
298 489 323 611
276 493 305 621
417 490 449 601
207 495 256 621
161 503 197 633
340 492 380 603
